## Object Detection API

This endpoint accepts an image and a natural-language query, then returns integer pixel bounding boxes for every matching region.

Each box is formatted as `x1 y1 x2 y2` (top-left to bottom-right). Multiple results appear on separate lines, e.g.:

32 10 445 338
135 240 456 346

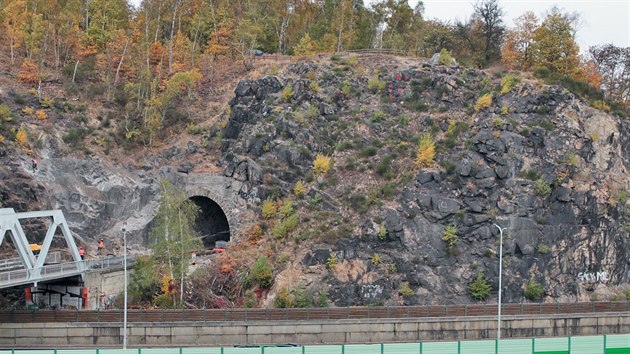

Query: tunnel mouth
189 196 230 248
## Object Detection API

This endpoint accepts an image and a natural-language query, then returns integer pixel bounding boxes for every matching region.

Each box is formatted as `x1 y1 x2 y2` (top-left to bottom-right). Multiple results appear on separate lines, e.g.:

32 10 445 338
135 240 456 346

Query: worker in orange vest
97 239 104 255
79 245 85 260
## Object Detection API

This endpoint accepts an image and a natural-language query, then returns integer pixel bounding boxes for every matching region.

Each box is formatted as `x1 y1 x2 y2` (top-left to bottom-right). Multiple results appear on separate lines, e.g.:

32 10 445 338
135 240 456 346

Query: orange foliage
501 11 538 70
205 22 234 60
149 41 164 66
582 60 602 88
17 60 40 85
78 45 98 58
244 224 262 242
35 109 47 120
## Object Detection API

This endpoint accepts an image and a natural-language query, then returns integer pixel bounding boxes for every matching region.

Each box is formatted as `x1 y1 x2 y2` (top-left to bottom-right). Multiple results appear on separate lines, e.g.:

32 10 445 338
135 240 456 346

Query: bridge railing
0 301 628 323
0 251 62 271
0 260 87 287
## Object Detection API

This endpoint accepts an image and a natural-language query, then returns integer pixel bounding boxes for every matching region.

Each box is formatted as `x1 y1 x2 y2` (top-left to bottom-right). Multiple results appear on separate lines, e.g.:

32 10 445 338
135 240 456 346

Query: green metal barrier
4 334 630 354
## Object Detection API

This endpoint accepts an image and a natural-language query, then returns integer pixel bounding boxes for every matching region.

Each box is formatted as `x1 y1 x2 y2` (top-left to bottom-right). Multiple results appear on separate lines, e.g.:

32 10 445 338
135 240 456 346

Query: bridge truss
0 208 85 288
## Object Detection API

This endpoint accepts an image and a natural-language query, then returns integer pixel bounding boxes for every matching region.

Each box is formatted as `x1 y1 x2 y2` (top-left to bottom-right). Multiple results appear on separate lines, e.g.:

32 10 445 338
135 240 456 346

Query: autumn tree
293 33 316 56
589 44 630 104
2 0 27 65
150 178 201 306
501 11 538 70
18 60 40 85
532 8 581 76
85 0 130 50
143 69 202 145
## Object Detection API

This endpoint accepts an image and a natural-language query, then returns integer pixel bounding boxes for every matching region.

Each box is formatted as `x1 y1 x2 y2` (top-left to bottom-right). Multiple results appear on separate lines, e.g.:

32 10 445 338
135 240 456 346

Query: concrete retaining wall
1 313 629 348
84 269 133 310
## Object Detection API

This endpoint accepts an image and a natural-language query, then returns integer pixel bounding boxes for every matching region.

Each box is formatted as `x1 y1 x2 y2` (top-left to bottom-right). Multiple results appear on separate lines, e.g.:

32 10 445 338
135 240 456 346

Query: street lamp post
122 222 128 350
493 223 506 341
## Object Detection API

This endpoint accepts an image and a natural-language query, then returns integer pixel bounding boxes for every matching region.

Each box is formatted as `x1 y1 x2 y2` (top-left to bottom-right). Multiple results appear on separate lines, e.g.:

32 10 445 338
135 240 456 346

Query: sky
416 0 629 52
128 0 629 52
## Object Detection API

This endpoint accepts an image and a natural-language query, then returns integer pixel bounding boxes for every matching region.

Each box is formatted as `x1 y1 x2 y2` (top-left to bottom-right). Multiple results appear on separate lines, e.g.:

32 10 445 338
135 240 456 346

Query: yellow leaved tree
415 134 435 168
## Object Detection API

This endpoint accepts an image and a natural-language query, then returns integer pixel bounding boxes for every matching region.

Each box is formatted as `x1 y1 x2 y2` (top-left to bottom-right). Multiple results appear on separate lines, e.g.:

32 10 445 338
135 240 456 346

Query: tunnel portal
189 196 230 248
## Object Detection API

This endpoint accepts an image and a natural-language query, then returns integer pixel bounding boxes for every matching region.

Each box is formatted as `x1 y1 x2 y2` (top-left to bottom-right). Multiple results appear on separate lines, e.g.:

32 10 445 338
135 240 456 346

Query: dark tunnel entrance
189 196 231 248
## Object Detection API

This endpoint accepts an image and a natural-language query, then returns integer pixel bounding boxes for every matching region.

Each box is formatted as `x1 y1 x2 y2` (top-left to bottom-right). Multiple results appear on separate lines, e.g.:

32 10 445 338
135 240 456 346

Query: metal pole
123 222 128 350
493 223 506 341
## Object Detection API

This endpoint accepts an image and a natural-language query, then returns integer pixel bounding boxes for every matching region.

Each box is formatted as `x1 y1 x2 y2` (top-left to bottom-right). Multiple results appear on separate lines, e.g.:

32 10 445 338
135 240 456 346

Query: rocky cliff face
217 57 630 305
2 55 629 307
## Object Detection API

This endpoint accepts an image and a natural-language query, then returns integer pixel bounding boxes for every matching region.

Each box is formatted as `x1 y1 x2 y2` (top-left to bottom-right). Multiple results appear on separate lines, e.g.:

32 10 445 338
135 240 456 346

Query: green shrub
340 81 351 96
274 288 292 308
317 290 329 307
519 168 539 181
326 254 338 268
375 155 393 177
439 48 453 65
533 66 550 79
500 74 520 95
63 127 89 148
261 198 277 219
360 146 378 157
153 293 176 309
292 288 313 308
251 256 273 288
0 104 12 122
442 224 458 251
368 76 386 93
524 279 544 301
537 244 550 254
309 80 320 92
272 214 298 238
469 273 491 300
278 198 294 218
280 84 293 102
475 94 493 111
371 253 382 266
378 225 387 240
534 178 551 197
563 153 579 167
399 282 414 298
537 118 555 130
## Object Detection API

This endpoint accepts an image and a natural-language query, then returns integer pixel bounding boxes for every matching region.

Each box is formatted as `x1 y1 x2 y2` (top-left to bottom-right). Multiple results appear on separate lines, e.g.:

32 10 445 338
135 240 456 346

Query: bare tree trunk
72 60 80 83
190 16 202 67
168 0 180 74
337 1 345 52
278 15 289 54
154 1 162 43
113 40 130 87
10 35 15 65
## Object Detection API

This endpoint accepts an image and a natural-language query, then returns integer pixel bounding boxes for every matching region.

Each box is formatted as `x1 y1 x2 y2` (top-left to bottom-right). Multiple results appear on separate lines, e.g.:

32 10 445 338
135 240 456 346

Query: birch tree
150 178 201 307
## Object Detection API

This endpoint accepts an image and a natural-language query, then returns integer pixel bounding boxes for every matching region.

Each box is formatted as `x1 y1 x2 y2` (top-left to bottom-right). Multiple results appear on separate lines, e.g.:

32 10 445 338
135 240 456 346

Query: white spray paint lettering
577 271 609 283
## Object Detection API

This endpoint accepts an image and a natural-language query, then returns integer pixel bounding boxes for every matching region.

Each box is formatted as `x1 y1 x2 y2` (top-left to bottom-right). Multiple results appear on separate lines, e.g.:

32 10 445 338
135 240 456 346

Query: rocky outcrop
220 58 630 306
3 56 629 308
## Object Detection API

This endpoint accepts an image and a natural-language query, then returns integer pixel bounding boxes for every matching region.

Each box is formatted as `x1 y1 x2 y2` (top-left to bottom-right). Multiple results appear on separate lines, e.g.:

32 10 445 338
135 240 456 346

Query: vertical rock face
2 157 161 248
2 58 629 307
218 60 630 305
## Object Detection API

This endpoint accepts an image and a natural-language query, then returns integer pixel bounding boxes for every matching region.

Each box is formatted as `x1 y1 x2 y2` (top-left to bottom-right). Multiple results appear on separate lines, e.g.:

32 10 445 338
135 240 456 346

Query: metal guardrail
0 256 134 288
2 334 629 353
0 301 628 323
0 252 62 271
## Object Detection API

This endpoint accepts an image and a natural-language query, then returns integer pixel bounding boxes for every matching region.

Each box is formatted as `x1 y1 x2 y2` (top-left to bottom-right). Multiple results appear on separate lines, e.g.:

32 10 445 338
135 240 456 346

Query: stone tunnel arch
188 195 230 247
180 173 247 246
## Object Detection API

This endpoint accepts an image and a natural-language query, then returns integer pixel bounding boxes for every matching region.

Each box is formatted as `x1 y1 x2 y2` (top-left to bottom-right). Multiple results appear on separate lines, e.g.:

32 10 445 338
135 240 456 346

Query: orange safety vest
97 240 104 249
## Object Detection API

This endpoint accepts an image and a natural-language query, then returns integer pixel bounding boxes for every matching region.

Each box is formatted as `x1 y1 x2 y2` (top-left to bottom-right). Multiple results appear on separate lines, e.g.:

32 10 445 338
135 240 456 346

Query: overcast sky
128 0 629 52
417 0 629 52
